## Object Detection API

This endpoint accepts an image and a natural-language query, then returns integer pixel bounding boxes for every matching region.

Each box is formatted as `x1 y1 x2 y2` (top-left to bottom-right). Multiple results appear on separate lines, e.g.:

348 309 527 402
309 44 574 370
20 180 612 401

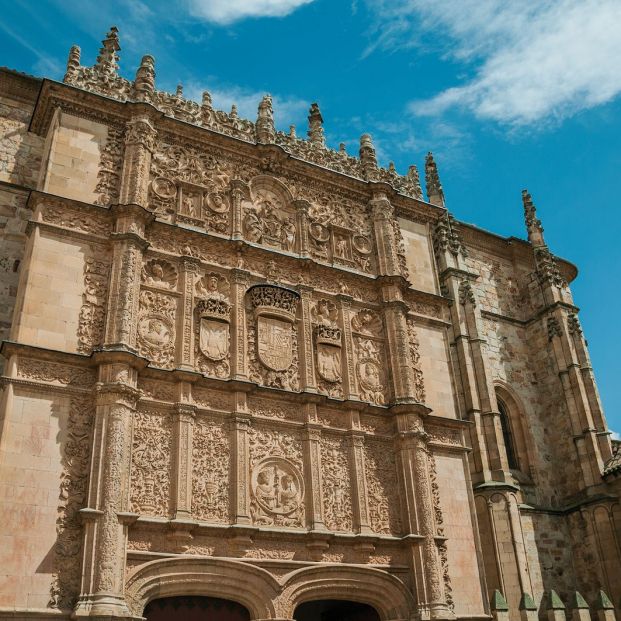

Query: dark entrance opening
143 596 251 621
294 600 381 621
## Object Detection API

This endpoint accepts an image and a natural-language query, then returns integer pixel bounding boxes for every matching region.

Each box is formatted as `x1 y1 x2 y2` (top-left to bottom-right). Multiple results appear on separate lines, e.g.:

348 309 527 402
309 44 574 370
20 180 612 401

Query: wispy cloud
187 0 315 24
612 430 620 442
366 0 621 126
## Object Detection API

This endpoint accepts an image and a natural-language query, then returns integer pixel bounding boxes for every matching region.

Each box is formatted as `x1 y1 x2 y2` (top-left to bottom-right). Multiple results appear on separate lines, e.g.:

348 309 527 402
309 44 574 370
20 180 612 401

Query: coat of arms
199 319 229 361
257 315 293 371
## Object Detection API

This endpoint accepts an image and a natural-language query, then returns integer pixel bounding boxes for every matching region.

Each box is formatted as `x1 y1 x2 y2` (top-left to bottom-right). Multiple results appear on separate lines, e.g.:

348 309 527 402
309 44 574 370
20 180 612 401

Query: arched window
498 398 519 470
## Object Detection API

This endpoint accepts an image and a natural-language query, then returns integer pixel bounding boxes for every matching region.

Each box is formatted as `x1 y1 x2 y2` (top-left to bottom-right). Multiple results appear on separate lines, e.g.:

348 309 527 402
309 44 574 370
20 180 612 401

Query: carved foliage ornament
311 299 343 388
137 290 176 368
351 309 387 405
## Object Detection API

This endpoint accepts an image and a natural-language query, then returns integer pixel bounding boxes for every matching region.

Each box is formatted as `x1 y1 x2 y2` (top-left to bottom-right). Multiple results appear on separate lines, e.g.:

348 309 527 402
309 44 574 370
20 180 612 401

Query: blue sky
2 0 620 435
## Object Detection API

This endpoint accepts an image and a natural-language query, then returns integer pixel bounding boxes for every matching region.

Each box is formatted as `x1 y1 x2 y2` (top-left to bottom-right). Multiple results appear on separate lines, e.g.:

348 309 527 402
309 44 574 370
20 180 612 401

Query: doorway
294 599 381 621
143 596 251 621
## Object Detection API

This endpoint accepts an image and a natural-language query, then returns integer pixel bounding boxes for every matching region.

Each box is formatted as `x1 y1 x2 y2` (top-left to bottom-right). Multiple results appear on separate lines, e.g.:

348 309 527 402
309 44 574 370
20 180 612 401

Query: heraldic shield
257 315 293 371
199 318 229 361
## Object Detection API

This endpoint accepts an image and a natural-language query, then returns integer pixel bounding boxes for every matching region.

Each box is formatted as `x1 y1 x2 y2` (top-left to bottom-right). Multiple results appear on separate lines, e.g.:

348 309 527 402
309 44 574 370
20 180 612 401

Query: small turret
359 134 377 178
307 103 325 148
407 165 423 198
425 151 445 207
133 55 155 102
256 94 276 144
95 26 120 76
64 45 81 83
522 189 545 247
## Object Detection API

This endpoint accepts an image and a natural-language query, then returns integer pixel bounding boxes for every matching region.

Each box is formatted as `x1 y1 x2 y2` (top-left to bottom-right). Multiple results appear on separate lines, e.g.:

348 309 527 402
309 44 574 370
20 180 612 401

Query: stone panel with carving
321 434 353 532
311 298 344 399
141 258 178 290
352 309 388 406
130 410 172 517
77 257 110 354
192 416 230 523
248 425 304 527
365 437 401 535
137 290 177 368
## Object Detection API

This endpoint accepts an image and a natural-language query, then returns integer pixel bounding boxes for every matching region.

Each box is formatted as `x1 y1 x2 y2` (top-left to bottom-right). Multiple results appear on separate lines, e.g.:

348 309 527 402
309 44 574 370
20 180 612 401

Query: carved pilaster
231 269 250 379
349 431 372 534
178 256 199 370
103 234 148 351
230 180 247 239
232 414 251 524
76 369 140 617
298 286 317 391
119 115 157 208
338 295 358 400
304 421 326 530
294 199 311 257
384 299 419 403
395 413 453 620
172 403 195 519
371 194 399 276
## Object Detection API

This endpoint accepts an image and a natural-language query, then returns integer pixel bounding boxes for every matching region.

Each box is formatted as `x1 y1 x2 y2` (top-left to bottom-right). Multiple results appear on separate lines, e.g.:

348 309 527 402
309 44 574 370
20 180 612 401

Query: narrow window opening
498 398 519 470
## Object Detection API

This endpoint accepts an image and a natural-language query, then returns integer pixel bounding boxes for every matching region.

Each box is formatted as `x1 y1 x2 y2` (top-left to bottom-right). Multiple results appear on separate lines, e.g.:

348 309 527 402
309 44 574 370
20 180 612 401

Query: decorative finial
307 103 325 148
388 161 396 174
201 91 214 125
522 189 545 246
339 142 346 154
133 55 155 102
64 45 81 83
175 84 183 98
95 26 120 76
256 94 275 144
202 91 212 107
289 125 296 138
407 165 423 199
425 152 445 207
230 104 238 118
359 134 377 178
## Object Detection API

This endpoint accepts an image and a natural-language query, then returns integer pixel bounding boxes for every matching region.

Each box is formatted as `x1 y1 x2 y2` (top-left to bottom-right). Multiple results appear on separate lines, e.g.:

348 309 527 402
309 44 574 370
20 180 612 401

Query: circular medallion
353 234 372 255
151 177 177 199
251 457 304 517
138 315 173 349
309 221 330 242
357 358 382 391
206 191 229 214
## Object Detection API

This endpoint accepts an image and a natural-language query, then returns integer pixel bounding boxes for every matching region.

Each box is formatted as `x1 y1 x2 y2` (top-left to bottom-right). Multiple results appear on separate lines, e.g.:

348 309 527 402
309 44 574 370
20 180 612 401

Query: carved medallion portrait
251 457 304 526
138 316 173 349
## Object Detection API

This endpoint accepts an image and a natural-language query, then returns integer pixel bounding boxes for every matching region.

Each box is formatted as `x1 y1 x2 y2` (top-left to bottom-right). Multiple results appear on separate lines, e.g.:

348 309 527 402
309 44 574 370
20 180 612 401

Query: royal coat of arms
257 315 293 371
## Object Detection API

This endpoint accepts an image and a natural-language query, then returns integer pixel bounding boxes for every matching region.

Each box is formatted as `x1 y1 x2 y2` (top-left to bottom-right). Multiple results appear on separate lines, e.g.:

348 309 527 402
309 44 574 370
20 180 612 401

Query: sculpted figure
282 218 296 251
197 274 225 300
245 210 263 242
255 469 276 509
279 474 298 511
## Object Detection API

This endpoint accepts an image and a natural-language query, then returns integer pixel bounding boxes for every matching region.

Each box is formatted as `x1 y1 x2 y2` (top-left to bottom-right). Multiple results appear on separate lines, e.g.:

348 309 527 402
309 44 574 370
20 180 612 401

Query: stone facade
0 27 620 621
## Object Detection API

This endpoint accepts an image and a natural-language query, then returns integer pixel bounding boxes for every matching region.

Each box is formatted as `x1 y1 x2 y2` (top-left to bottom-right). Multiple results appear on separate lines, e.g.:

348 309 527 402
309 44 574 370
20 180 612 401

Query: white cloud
187 0 315 24
186 82 308 129
612 430 621 442
367 0 621 126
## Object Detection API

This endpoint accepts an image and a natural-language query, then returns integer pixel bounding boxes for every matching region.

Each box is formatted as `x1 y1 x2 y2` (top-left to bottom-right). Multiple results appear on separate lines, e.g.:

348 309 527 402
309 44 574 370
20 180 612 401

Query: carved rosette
136 290 177 368
149 141 232 232
192 417 230 522
365 437 401 535
321 435 353 532
351 309 388 406
248 426 305 527
195 273 231 378
247 285 300 390
129 410 172 516
77 257 110 354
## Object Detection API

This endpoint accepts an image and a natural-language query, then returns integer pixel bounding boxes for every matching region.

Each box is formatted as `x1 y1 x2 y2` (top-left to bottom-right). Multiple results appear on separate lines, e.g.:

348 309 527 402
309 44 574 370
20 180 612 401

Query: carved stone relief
130 410 172 517
137 290 177 368
17 358 95 387
94 124 124 206
141 258 178 290
364 438 401 535
49 395 93 610
248 426 305 527
77 257 110 354
407 317 426 403
243 177 297 252
351 309 388 406
192 417 230 522
138 378 176 402
149 142 232 233
195 272 231 378
248 285 300 390
311 298 343 398
321 434 353 532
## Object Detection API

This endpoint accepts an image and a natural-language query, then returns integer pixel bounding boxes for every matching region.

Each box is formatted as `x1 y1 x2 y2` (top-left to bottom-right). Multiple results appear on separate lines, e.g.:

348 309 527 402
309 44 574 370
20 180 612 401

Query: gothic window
498 397 519 470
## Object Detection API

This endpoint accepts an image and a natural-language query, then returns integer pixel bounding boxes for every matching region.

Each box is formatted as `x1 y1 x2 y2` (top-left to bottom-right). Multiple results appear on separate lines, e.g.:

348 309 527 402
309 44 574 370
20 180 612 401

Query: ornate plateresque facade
0 26 620 621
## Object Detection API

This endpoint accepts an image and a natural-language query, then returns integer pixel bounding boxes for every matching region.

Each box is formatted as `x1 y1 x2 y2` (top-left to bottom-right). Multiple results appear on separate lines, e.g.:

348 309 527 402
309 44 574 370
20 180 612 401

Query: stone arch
249 174 294 206
494 382 535 478
278 565 416 620
125 557 281 619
